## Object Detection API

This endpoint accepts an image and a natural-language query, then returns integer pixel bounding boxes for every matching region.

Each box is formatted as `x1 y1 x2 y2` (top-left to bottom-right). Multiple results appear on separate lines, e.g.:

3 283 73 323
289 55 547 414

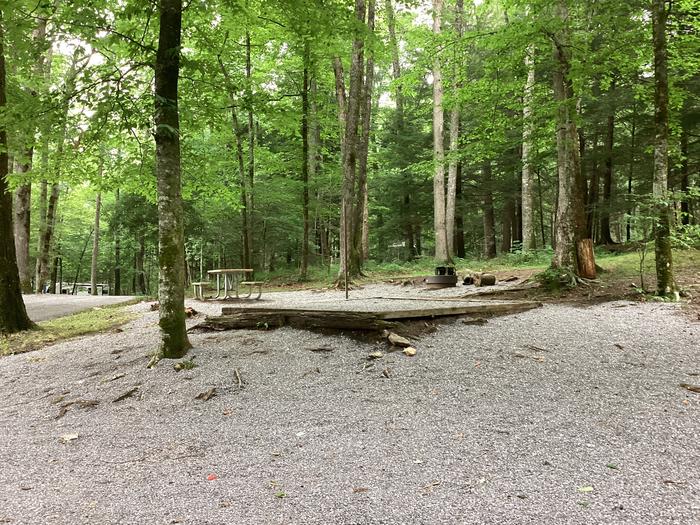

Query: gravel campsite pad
1 284 699 524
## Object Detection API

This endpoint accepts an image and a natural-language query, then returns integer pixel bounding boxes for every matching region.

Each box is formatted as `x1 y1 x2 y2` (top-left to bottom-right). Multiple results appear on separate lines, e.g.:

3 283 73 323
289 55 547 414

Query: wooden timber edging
199 299 542 331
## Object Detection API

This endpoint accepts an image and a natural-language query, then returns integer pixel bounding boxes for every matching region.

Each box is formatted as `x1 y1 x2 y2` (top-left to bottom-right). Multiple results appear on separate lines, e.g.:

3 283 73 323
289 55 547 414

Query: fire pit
425 266 458 289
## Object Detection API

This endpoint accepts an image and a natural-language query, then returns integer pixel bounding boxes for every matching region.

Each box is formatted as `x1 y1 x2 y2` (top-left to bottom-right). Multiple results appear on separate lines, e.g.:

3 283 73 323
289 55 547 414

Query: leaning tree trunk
154 0 191 357
0 10 34 333
651 0 676 297
521 43 537 251
432 0 449 263
13 155 32 292
446 0 463 259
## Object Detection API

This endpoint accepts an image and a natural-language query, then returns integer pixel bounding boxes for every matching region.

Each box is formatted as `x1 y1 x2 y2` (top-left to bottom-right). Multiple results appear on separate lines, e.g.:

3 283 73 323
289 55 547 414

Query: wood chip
387 333 411 347
680 383 700 394
382 368 391 378
196 387 217 401
353 487 369 493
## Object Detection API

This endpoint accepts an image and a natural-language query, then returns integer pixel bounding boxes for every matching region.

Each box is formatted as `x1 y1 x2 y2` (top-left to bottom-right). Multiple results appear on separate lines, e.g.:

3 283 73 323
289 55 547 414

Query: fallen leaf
606 463 618 470
577 486 594 493
207 473 218 481
275 492 287 499
382 368 391 378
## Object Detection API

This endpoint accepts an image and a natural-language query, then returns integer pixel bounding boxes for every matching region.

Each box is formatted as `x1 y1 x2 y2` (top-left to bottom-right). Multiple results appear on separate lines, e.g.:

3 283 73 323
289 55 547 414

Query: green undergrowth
0 302 139 357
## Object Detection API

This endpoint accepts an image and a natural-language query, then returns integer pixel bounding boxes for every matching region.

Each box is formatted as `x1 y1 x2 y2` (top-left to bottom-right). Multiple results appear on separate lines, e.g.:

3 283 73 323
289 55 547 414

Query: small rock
402 347 417 357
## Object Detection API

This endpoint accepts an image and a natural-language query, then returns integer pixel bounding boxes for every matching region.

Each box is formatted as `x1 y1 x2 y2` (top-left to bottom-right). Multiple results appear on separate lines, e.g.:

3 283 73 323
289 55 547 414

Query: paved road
22 294 138 322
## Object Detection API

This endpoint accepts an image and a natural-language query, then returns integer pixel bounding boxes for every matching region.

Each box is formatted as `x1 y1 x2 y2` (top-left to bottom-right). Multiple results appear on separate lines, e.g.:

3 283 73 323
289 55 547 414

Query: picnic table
206 268 261 300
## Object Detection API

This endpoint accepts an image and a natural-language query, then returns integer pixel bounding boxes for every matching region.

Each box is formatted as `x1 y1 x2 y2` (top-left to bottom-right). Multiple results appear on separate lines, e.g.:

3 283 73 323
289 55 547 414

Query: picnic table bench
192 269 264 300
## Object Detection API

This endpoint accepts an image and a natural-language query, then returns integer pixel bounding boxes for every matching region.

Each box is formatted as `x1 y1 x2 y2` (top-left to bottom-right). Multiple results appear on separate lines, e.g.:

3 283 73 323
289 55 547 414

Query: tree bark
446 0 463 258
113 188 121 295
482 162 496 259
34 179 47 292
13 155 32 292
521 44 537 251
651 0 676 296
154 0 191 357
245 29 255 269
600 108 615 244
680 118 690 226
90 191 101 295
432 0 449 263
354 0 375 264
0 9 34 333
501 194 514 254
300 41 310 280
454 162 465 258
550 1 588 272
337 0 366 280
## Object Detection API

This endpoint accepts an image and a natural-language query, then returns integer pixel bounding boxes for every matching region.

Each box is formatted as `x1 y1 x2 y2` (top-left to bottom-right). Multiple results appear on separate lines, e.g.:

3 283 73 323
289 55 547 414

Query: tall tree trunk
521 44 537 251
300 41 310 280
432 0 449 262
136 234 147 295
627 102 637 241
600 107 616 244
216 52 251 271
34 179 47 292
550 1 588 272
446 0 463 258
154 0 191 357
454 162 465 258
13 155 32 292
37 183 59 292
680 120 690 226
482 162 496 259
36 50 80 292
354 0 375 264
338 0 366 280
501 194 514 253
385 0 414 259
651 0 676 296
585 134 600 240
245 29 255 269
0 9 33 332
90 191 101 295
114 188 121 295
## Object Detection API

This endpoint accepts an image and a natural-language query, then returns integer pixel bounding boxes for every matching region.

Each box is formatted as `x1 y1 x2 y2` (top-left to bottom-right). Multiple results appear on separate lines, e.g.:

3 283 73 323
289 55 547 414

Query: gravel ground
1 284 699 525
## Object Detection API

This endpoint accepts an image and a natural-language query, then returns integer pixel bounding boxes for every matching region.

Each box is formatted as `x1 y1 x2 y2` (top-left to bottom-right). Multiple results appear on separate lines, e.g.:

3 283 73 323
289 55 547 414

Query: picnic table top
207 268 254 274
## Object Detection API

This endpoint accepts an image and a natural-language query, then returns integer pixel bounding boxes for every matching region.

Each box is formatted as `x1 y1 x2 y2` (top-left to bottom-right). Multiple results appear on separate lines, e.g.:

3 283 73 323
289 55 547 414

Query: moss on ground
0 302 138 357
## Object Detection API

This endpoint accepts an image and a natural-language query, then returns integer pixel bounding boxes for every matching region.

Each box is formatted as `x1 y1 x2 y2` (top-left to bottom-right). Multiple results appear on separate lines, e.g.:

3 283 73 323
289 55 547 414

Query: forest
0 0 698 354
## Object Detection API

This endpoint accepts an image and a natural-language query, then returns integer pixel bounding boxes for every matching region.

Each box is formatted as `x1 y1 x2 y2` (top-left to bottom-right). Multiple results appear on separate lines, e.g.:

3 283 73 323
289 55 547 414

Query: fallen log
474 273 497 287
200 310 398 332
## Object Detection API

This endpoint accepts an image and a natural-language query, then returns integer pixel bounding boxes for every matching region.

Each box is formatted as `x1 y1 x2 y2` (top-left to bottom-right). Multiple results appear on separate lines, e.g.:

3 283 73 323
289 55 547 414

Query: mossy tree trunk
651 0 676 297
0 9 34 333
550 1 588 273
154 0 191 358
